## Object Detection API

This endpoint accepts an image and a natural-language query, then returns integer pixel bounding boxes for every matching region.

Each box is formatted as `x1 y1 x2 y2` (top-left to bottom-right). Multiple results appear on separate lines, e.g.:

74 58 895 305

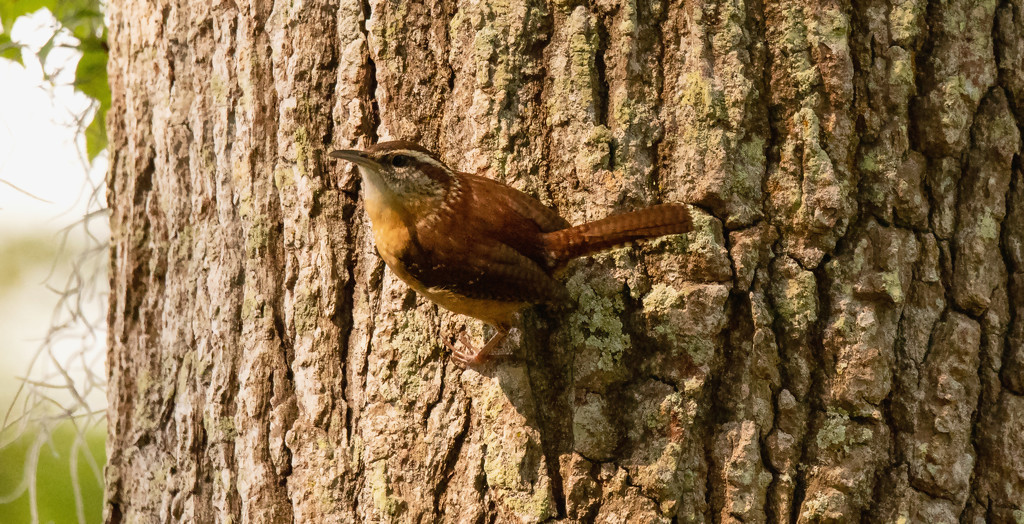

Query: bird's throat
360 168 415 270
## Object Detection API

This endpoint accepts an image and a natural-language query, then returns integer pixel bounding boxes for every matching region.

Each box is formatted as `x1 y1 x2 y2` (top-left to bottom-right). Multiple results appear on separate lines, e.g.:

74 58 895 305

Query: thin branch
0 178 54 203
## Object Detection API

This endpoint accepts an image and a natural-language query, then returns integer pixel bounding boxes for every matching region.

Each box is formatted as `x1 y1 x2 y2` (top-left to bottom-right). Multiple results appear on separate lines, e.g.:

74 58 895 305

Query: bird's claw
444 327 510 367
445 333 484 367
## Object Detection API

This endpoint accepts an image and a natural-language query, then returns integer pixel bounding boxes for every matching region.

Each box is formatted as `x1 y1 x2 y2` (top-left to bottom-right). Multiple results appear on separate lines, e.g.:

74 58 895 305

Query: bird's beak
330 149 380 170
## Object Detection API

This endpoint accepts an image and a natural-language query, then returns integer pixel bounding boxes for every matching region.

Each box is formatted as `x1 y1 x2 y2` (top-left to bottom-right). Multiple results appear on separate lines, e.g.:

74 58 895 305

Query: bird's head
330 141 456 212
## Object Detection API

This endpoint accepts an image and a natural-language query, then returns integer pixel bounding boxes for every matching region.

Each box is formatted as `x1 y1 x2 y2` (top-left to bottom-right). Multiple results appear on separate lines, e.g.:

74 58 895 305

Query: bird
331 141 693 366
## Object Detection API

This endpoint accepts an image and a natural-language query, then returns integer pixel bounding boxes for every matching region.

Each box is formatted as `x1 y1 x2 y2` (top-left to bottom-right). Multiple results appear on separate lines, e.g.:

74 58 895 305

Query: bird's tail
543 203 693 266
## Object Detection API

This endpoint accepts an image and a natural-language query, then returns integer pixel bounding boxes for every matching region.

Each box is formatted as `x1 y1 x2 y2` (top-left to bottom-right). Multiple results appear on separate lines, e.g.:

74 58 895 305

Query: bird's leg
445 324 510 366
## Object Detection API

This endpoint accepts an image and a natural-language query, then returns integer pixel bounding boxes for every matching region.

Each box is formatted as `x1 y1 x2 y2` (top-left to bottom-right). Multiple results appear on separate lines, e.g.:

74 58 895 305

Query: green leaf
49 0 102 26
0 0 109 164
0 32 23 65
56 6 104 43
74 37 108 110
0 0 48 34
33 28 59 66
84 107 106 161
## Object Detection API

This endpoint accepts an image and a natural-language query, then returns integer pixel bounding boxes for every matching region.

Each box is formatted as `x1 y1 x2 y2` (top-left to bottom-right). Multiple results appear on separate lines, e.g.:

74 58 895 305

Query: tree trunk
104 0 1024 521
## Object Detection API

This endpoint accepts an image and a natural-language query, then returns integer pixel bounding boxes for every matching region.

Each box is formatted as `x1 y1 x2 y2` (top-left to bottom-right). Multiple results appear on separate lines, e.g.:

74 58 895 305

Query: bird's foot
443 333 485 367
444 327 509 367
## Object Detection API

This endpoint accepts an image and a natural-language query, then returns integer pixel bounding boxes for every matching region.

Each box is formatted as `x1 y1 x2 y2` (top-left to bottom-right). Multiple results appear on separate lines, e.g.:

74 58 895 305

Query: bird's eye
391 155 410 168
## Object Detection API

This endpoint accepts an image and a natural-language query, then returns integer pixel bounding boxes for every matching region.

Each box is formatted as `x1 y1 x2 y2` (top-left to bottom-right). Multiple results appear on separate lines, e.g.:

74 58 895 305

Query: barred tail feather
544 203 693 265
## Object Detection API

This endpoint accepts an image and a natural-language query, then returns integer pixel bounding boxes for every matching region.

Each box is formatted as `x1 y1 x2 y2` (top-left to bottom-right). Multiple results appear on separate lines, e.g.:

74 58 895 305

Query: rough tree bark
105 0 1024 521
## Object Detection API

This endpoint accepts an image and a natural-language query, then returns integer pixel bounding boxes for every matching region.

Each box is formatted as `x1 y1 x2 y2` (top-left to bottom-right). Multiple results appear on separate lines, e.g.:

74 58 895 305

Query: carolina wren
331 141 693 365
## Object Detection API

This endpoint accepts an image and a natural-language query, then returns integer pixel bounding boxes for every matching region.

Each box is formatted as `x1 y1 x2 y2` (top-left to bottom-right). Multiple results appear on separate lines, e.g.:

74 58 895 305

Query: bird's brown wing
457 172 569 269
399 231 569 304
460 172 570 233
395 171 572 304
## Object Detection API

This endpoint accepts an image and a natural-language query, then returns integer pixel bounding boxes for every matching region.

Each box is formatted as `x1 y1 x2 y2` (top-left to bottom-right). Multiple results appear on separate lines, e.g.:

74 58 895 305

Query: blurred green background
1 3 110 519
0 422 105 523
0 231 107 524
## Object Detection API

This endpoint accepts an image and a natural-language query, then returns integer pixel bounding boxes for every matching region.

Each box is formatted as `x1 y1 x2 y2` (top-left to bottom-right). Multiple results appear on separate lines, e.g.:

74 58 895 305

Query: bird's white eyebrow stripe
399 150 447 170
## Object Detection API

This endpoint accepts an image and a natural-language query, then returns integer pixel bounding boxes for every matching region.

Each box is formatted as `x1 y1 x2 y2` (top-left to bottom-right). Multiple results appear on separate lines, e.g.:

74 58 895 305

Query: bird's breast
362 190 525 326
365 201 412 266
